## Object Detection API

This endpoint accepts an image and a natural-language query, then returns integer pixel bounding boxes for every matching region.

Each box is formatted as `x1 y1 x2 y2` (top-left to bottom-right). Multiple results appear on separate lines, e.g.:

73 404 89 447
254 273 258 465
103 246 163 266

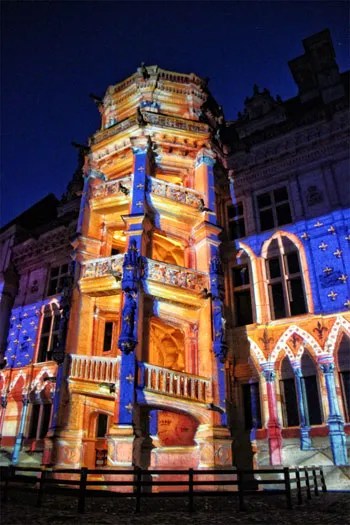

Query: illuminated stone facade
56 65 232 473
0 165 83 465
0 30 348 484
220 30 350 473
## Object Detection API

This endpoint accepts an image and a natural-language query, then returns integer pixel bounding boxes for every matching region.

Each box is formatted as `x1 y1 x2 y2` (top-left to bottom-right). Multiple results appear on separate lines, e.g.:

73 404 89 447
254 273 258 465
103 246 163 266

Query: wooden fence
0 465 327 514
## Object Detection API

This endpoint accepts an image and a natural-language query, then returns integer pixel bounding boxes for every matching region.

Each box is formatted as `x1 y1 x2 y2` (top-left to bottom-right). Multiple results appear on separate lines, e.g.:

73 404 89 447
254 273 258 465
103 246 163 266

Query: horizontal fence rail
0 465 327 515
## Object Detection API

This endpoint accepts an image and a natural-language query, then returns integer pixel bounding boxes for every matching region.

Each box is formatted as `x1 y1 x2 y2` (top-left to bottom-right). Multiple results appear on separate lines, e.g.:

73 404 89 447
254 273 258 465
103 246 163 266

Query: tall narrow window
257 186 292 232
242 383 262 430
28 404 52 440
37 307 61 362
232 264 253 326
337 335 350 422
301 353 322 425
280 357 299 427
47 264 69 296
103 322 113 352
227 202 246 240
96 413 109 438
266 237 307 320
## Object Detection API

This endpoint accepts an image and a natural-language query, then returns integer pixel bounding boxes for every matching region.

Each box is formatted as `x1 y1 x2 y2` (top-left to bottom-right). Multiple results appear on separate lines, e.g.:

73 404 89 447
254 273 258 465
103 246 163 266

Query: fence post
36 468 47 507
188 468 194 513
237 470 246 511
283 467 292 509
320 467 327 493
304 467 311 500
78 467 88 514
2 466 11 503
135 467 142 513
312 466 319 496
295 467 302 505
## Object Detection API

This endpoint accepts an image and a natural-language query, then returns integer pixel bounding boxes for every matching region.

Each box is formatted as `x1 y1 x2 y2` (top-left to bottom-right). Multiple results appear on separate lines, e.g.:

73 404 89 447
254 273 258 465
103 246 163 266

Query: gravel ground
1 488 349 525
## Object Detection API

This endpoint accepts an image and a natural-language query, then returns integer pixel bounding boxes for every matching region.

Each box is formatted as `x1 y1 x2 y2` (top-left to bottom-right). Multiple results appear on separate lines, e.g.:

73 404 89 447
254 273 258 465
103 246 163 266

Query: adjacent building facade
0 30 349 479
221 29 350 470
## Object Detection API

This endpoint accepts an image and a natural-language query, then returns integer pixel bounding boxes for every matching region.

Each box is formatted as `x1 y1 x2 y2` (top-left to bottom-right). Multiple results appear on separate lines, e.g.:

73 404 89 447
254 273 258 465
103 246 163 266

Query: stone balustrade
144 259 208 292
70 355 121 384
147 176 204 209
90 175 132 199
81 254 124 279
81 254 208 293
90 115 138 145
139 363 212 403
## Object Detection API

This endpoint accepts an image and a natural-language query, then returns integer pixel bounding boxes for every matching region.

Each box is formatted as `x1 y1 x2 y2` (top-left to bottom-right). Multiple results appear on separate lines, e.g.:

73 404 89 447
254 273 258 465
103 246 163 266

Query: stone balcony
147 176 204 221
69 355 121 385
144 258 208 305
79 254 123 296
89 175 132 213
80 254 208 303
138 362 212 404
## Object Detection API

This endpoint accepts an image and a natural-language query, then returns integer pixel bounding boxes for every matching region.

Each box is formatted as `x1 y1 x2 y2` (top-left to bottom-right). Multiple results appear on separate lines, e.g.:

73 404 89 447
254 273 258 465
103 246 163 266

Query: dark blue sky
1 1 349 227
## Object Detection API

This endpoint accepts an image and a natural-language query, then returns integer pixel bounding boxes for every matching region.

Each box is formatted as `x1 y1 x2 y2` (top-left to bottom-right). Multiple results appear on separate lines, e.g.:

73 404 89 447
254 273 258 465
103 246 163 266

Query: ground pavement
1 488 350 525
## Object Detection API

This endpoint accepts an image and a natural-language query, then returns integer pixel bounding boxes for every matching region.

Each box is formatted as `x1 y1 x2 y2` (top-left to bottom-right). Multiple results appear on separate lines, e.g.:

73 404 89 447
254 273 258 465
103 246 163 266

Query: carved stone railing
139 363 212 403
70 355 121 384
144 259 208 292
147 176 204 209
81 254 124 279
90 115 138 145
90 175 132 200
143 112 208 134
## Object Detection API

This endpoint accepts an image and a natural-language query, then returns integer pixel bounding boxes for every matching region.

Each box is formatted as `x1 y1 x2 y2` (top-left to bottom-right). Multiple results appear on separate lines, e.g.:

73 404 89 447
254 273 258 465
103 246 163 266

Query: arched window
266 237 307 320
337 334 350 422
301 352 322 425
232 257 254 326
280 357 299 427
37 305 61 362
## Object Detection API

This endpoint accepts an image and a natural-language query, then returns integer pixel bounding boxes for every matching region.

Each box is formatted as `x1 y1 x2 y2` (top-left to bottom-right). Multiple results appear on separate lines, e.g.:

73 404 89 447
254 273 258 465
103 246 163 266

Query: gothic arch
235 241 264 323
325 316 350 355
273 325 323 362
9 371 27 393
270 343 295 366
247 337 266 366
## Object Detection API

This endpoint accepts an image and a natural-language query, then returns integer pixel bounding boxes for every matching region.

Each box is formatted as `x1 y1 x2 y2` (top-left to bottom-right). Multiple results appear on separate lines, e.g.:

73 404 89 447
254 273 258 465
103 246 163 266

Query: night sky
1 1 349 227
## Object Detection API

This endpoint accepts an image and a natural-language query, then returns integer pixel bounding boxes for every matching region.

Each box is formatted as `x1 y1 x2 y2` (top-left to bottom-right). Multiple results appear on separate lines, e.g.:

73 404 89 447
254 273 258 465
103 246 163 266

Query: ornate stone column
11 392 29 465
108 139 149 468
318 356 348 465
261 365 282 465
291 361 312 450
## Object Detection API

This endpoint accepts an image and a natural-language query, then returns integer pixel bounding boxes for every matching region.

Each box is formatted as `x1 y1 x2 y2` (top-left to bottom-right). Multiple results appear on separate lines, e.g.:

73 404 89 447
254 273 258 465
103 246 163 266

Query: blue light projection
4 297 62 369
234 208 350 314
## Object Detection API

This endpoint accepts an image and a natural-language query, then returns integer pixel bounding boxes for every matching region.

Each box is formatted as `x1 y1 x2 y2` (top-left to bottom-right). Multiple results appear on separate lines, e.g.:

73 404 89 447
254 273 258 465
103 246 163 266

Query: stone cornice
230 136 348 188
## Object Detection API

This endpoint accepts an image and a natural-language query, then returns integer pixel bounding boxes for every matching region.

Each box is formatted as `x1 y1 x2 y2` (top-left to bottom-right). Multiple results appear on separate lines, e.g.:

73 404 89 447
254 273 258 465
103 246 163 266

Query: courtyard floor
1 488 349 525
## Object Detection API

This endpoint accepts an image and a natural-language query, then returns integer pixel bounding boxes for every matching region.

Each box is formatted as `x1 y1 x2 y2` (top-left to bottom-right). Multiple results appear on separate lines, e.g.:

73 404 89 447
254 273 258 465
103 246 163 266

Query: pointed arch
247 337 266 366
235 241 263 324
325 316 350 355
270 343 295 365
273 325 323 361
